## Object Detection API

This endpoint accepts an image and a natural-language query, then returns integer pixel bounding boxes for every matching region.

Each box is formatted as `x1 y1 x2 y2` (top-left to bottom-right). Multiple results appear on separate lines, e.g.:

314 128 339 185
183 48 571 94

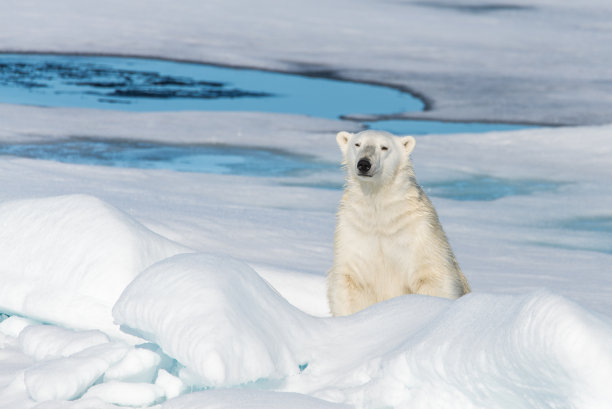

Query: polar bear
327 130 470 316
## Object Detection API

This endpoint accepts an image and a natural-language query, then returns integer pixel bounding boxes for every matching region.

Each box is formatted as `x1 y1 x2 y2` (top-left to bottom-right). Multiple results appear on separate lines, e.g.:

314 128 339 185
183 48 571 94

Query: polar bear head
336 130 416 186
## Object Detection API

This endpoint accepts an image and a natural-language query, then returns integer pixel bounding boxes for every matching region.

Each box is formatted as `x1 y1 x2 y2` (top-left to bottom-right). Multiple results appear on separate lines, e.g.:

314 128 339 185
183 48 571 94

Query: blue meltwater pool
0 53 543 201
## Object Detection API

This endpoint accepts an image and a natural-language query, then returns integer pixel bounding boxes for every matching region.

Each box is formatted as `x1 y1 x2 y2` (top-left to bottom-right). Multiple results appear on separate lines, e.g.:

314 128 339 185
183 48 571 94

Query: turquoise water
0 54 421 119
425 176 563 201
0 54 535 134
366 119 531 135
0 139 334 177
0 139 564 201
0 53 549 202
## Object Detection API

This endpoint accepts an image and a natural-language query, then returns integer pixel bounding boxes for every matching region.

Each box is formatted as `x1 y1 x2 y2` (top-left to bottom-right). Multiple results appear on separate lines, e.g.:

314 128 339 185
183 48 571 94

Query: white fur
328 130 470 316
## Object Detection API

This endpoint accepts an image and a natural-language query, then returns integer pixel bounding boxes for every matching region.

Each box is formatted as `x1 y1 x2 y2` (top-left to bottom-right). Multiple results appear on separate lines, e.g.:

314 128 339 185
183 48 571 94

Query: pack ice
0 194 190 339
0 194 610 409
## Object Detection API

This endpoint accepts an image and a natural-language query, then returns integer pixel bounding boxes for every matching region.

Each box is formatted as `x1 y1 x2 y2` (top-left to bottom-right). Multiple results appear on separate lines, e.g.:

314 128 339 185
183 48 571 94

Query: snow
2 0 612 125
103 347 162 383
0 0 612 408
0 114 610 409
23 342 128 402
0 194 190 340
114 252 612 408
81 381 165 407
113 253 317 387
18 326 110 361
0 316 38 339
159 389 352 409
154 370 187 401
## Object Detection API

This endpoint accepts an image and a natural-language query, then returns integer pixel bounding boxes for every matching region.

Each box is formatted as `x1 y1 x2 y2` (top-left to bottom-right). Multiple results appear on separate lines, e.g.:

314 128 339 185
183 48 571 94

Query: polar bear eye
381 146 388 151
355 143 360 147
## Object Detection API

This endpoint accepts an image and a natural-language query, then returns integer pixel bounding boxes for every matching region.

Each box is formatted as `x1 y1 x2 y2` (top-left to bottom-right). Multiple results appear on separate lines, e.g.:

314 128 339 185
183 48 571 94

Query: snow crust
113 253 318 387
113 252 612 408
0 109 611 407
103 347 162 383
159 390 352 409
0 114 610 407
18 326 109 361
81 381 165 407
0 175 608 408
3 0 612 125
24 342 128 402
0 194 190 340
1 1 612 407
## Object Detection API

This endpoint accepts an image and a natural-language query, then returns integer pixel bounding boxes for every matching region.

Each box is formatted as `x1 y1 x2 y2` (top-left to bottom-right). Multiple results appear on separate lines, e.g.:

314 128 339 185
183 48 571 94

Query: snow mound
0 195 190 340
24 342 128 401
159 389 352 409
346 292 612 409
19 325 109 361
113 253 320 387
103 347 161 383
113 252 612 408
81 380 165 407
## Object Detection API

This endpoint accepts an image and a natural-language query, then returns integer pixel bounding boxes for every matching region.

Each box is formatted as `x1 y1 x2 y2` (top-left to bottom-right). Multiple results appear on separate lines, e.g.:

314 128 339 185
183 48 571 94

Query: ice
19 326 110 361
113 252 612 408
0 112 610 406
0 116 610 407
113 253 318 387
81 381 164 407
2 1 612 125
0 194 190 340
0 316 38 339
0 373 34 409
0 104 360 162
348 292 612 409
154 370 187 401
33 398 120 409
0 0 612 407
159 389 352 409
0 348 33 389
24 342 128 401
103 347 161 383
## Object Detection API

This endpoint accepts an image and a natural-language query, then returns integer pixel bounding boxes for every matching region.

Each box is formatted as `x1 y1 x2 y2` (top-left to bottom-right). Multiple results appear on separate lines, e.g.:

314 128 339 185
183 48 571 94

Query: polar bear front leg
411 269 463 299
328 269 377 316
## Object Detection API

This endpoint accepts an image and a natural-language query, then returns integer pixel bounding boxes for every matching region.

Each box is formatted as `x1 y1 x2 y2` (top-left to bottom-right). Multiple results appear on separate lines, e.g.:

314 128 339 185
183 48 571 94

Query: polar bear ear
400 135 416 155
336 131 353 153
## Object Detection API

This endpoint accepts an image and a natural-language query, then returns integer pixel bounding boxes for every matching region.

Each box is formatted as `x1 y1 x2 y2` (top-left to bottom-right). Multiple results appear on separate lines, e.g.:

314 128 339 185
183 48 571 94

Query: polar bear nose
357 158 371 173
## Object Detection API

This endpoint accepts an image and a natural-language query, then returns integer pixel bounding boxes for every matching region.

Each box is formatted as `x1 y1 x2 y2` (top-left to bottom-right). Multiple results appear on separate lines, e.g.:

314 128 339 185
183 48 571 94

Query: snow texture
0 194 190 340
3 0 612 125
0 0 611 408
159 389 352 409
24 342 128 402
113 253 318 387
114 252 612 408
154 369 187 401
103 347 162 383
0 120 610 408
81 381 165 407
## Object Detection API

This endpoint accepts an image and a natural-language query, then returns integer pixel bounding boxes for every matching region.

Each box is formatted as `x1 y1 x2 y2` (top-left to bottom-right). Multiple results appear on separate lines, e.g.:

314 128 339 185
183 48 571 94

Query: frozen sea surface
0 0 611 408
0 139 336 178
0 108 611 408
2 0 612 124
0 54 419 119
0 209 611 408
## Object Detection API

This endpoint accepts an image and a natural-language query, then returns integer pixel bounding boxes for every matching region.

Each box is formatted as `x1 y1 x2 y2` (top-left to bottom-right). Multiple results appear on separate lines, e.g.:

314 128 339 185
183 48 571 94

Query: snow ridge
0 195 610 408
0 194 190 340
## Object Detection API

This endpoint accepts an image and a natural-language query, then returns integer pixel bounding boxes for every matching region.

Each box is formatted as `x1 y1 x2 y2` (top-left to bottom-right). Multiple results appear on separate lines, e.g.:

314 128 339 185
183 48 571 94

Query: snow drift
0 195 610 408
0 194 190 340
114 252 612 409
159 389 352 409
113 253 320 387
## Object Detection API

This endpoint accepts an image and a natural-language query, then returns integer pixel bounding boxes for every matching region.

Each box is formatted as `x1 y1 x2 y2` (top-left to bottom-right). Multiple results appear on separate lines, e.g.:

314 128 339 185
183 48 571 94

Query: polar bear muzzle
357 158 372 176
